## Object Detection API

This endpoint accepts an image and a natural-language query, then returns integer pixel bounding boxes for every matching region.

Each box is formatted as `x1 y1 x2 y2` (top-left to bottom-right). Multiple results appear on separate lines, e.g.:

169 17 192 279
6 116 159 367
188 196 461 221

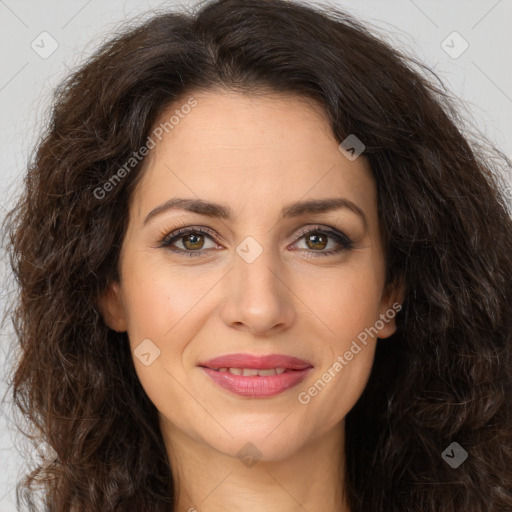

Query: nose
219 244 296 337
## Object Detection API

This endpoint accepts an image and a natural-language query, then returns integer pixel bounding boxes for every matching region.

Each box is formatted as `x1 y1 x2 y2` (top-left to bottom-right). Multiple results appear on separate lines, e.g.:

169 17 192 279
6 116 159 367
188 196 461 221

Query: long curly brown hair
2 0 512 510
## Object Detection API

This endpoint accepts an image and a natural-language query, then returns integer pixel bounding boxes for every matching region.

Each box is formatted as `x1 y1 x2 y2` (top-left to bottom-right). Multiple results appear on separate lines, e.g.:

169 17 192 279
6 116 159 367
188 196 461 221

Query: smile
198 353 314 398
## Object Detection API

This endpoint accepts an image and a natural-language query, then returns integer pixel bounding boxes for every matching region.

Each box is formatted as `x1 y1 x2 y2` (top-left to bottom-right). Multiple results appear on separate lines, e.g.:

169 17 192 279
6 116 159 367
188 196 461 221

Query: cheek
292 262 383 426
296 311 377 434
120 254 220 397
296 257 385 344
122 252 217 342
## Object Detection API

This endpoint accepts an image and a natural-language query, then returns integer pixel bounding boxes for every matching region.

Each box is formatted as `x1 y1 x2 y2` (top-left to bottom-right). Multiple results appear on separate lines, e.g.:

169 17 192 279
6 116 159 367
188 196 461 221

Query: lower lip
200 367 313 398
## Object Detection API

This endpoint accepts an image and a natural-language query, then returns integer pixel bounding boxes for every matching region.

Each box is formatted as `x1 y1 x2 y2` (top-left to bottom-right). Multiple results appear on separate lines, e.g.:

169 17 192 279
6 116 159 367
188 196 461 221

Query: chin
201 423 309 463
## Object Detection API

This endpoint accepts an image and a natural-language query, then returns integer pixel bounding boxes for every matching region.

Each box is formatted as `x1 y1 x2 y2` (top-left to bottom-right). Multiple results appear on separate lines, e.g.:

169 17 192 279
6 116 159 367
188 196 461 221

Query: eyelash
156 224 354 258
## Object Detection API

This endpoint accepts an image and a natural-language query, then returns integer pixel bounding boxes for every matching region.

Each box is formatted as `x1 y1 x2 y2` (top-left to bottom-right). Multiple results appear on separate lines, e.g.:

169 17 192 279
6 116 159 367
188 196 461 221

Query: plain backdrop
1 0 511 510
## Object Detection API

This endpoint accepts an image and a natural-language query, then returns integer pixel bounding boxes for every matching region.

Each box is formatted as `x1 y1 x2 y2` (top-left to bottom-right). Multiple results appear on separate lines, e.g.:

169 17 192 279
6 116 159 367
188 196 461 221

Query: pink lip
198 353 314 398
198 353 313 370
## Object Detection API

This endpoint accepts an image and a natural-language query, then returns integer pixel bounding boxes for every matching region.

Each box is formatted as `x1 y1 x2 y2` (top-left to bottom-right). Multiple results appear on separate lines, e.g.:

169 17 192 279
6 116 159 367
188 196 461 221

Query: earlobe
377 276 405 339
96 281 128 332
376 304 401 339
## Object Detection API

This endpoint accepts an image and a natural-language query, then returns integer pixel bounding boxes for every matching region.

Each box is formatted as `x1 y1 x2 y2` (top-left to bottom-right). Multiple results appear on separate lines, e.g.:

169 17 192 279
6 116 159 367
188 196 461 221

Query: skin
99 90 402 512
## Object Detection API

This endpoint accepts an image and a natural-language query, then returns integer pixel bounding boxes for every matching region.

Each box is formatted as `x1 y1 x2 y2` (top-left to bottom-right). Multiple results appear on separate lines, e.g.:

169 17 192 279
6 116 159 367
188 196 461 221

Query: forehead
132 90 377 224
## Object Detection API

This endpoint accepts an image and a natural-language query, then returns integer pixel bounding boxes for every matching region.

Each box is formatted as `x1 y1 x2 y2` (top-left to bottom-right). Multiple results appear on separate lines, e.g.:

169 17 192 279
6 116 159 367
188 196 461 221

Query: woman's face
99 90 400 462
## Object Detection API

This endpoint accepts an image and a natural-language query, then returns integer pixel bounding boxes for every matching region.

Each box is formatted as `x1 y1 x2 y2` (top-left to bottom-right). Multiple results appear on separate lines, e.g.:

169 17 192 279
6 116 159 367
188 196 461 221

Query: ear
96 281 128 332
376 275 405 339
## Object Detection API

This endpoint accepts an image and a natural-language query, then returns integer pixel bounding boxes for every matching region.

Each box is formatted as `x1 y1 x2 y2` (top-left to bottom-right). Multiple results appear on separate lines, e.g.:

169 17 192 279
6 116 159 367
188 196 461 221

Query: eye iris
306 232 327 250
183 232 204 250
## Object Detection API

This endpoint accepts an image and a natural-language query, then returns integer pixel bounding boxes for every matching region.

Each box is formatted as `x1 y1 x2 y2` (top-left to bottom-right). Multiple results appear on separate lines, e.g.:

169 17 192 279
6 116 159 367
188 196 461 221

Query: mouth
197 353 314 398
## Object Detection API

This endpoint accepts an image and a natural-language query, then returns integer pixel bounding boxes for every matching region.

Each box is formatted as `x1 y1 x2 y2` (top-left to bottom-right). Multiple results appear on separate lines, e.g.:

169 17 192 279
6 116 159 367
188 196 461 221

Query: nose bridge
234 235 283 301
221 234 294 334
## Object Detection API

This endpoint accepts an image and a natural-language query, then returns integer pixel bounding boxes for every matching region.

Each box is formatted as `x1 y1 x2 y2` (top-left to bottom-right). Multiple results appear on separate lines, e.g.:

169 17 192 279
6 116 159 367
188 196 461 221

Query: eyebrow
143 197 367 228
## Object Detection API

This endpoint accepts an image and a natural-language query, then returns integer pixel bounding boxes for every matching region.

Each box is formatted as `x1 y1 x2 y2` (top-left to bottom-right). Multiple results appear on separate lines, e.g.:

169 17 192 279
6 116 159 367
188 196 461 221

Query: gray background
1 0 511 510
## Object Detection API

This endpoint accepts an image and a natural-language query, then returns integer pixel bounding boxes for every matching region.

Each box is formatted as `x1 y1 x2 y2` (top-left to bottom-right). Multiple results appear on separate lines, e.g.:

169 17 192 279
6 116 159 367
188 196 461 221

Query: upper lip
198 353 313 370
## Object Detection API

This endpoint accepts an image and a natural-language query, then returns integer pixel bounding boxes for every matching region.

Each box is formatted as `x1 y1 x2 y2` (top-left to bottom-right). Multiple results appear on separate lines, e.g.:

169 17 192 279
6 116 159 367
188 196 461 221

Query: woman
3 0 512 510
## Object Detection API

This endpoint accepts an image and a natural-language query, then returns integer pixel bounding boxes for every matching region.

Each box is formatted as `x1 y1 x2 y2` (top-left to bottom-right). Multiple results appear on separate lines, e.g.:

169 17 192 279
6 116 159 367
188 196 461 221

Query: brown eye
292 227 354 256
159 227 218 256
181 232 205 250
304 232 328 250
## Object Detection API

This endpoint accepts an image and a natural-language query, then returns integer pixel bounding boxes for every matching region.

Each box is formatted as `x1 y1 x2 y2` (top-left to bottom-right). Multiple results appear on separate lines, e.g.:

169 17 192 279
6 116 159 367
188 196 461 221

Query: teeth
258 368 278 376
220 367 287 376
